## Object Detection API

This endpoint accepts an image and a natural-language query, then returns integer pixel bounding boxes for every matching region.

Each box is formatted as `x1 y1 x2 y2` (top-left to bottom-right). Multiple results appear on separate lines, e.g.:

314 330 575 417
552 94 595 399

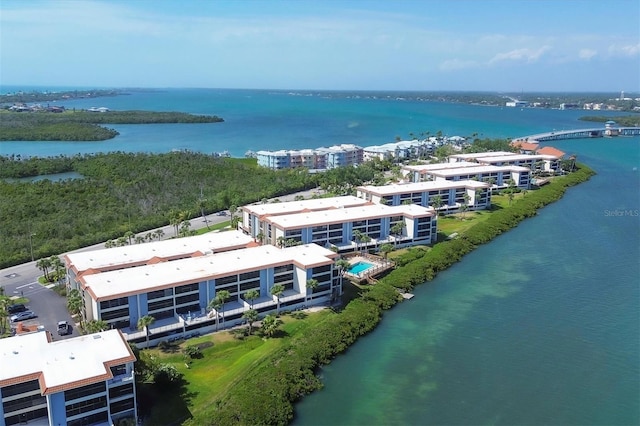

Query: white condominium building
356 180 491 213
65 231 255 292
0 330 136 426
263 203 437 253
422 164 531 189
241 195 370 240
256 144 363 170
76 244 340 347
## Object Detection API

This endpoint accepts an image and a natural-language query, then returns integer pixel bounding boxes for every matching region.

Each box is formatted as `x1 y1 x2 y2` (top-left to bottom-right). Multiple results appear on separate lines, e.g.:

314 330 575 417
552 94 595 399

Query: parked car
10 311 37 322
7 304 27 314
57 320 71 335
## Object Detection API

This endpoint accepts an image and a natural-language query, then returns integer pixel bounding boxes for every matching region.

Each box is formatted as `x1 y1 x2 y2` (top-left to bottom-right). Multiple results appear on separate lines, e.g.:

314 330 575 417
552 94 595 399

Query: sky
1 0 639 92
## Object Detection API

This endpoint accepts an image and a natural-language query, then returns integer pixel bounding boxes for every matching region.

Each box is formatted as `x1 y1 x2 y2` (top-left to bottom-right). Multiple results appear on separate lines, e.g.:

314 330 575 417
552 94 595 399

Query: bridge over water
515 127 640 143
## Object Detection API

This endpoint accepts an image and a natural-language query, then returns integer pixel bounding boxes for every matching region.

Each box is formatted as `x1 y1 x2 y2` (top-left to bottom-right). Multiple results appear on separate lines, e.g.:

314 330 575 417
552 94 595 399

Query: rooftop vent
93 335 102 339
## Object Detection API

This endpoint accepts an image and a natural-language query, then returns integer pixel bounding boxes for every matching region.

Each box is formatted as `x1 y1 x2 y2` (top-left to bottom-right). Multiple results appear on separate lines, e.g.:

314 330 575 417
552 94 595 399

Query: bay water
1 89 638 425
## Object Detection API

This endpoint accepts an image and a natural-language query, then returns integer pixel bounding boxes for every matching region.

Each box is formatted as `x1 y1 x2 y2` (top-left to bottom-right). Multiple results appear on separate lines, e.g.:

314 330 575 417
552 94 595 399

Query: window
175 283 199 294
314 264 331 274
274 273 293 284
216 275 237 286
175 293 199 306
67 411 109 426
110 365 127 377
274 264 293 274
100 297 128 310
108 384 134 400
148 288 173 300
1 380 40 398
110 398 135 414
239 270 260 281
2 394 46 414
64 382 106 402
148 299 174 311
101 307 129 321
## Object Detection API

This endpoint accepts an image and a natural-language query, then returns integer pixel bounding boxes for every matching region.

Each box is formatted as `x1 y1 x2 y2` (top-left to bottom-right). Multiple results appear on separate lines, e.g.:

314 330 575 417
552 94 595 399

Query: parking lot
4 280 78 340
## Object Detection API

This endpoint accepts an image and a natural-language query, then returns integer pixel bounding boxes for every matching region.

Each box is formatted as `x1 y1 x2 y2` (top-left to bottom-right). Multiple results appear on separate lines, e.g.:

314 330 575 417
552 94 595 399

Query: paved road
1 187 322 336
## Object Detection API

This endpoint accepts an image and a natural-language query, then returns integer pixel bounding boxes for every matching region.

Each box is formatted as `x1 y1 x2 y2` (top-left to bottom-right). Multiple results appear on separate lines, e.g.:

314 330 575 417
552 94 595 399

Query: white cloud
578 49 597 60
489 46 551 64
608 43 640 57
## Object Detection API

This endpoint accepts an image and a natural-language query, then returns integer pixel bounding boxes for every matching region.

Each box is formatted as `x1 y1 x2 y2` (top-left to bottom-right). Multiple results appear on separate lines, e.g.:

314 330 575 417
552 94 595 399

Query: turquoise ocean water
2 89 638 425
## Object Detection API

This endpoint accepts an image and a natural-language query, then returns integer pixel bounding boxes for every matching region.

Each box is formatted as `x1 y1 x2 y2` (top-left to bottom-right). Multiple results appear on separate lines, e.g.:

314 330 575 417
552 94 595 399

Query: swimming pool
348 261 374 274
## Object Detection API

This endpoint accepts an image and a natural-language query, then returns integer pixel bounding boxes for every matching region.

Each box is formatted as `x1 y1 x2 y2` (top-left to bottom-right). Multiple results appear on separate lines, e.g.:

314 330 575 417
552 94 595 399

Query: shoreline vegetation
2 88 638 111
578 115 640 127
0 110 224 141
136 164 595 425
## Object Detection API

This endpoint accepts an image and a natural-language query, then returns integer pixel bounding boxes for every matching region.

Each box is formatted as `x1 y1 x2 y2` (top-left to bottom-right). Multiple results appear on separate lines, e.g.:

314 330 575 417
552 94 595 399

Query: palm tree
359 234 372 254
36 257 52 282
380 243 394 259
135 235 146 244
352 230 364 253
242 309 259 335
105 239 115 249
67 289 83 327
154 229 164 241
85 319 109 334
306 279 319 302
261 314 283 338
461 193 471 219
124 231 134 245
169 210 181 236
244 289 260 309
276 236 286 248
208 297 222 331
198 198 210 230
431 195 443 218
390 222 405 248
270 284 285 315
335 259 351 275
137 315 155 347
0 300 8 335
216 290 231 325
50 255 65 286
256 232 265 244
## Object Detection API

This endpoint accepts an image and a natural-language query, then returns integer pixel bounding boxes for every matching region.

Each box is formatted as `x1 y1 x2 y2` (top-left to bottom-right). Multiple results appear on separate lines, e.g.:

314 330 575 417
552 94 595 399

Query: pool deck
344 254 395 282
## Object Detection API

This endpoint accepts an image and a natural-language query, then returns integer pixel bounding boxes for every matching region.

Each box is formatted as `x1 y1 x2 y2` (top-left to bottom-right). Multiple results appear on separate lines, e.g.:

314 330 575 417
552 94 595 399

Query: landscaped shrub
184 345 203 359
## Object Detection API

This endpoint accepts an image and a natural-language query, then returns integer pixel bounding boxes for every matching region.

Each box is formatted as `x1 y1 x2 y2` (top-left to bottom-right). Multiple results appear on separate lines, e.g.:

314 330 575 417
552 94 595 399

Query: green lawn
140 309 333 424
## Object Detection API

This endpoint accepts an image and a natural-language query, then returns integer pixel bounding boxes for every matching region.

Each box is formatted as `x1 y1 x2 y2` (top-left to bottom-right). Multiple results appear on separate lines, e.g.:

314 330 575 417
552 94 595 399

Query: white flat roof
357 180 488 196
428 164 531 177
0 329 134 394
66 230 253 273
450 151 516 159
402 161 480 172
477 153 559 162
242 195 369 217
82 244 336 300
268 203 434 229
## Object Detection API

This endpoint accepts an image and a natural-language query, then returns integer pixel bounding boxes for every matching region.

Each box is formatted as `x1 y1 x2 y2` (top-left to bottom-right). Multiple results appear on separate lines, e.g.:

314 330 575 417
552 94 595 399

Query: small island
0 108 224 141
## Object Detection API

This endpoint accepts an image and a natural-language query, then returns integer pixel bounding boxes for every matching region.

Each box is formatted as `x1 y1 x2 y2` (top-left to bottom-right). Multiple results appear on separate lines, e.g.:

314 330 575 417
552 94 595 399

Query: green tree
335 259 351 275
306 278 319 302
208 297 222 331
244 289 260 309
50 255 65 286
390 222 405 248
461 193 471 219
431 195 443 218
261 314 283 338
380 243 394 259
85 319 109 334
124 230 134 245
270 284 285 315
242 309 259 335
137 315 156 347
255 231 265 244
67 289 83 327
36 257 52 282
154 229 164 241
198 198 210 230
215 290 231 325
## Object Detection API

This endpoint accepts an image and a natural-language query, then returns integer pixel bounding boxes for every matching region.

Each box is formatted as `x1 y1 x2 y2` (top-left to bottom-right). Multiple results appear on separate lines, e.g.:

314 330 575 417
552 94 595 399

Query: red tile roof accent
511 141 539 151
536 146 566 157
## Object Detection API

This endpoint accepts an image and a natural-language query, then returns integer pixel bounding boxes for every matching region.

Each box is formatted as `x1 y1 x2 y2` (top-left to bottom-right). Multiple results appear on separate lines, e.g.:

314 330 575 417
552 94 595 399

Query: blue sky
1 0 639 92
